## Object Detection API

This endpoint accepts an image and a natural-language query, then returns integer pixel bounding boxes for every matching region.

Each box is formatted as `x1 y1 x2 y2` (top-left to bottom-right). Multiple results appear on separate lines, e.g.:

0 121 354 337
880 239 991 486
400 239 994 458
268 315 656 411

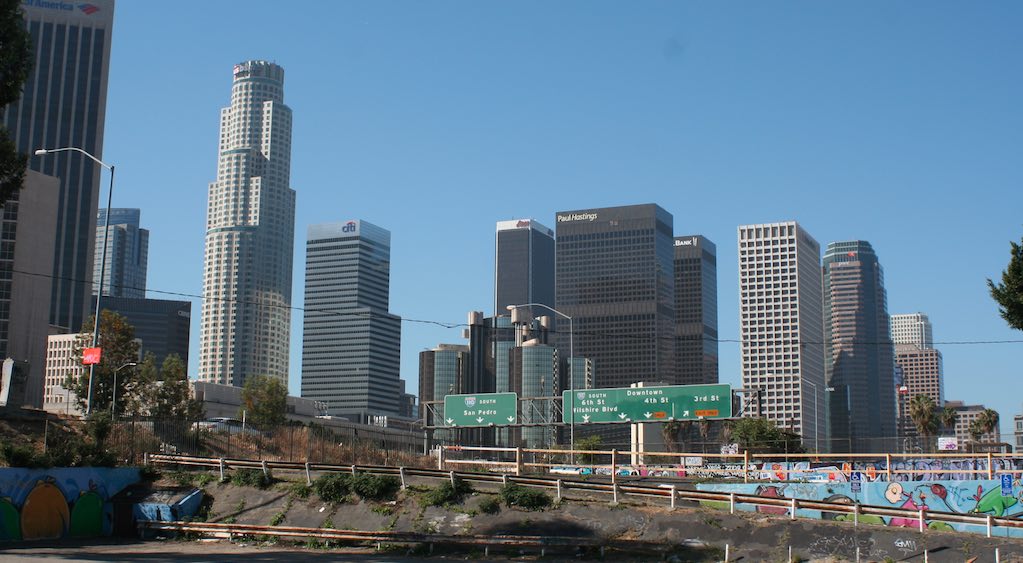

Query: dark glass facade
555 204 676 389
301 221 401 421
3 2 114 332
673 235 718 385
93 297 191 369
822 241 896 452
494 220 555 316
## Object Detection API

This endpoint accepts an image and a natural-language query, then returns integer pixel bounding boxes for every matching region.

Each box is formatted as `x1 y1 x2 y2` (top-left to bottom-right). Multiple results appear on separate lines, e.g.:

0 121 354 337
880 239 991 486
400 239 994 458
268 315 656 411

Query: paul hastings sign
557 212 598 223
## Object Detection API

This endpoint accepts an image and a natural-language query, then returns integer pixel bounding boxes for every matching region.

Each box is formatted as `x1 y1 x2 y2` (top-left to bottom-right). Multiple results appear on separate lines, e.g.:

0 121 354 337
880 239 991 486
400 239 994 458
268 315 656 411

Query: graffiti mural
0 468 139 541
698 477 1023 538
547 457 1023 484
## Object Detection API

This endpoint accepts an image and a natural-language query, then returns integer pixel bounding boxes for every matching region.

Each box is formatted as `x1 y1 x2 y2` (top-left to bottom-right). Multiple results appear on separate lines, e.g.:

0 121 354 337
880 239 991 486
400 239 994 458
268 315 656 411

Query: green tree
939 406 959 435
67 311 141 416
240 374 287 427
988 233 1023 331
908 395 938 453
726 417 804 454
0 0 33 206
134 353 203 420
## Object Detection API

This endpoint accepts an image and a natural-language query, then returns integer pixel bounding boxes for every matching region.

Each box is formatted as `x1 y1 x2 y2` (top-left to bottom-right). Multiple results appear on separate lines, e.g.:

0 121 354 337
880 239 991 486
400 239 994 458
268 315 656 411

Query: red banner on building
82 347 102 365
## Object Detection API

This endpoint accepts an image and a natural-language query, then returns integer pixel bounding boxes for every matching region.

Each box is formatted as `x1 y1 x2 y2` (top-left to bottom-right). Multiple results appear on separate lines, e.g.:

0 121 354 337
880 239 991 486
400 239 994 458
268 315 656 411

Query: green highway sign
443 392 518 427
562 384 732 424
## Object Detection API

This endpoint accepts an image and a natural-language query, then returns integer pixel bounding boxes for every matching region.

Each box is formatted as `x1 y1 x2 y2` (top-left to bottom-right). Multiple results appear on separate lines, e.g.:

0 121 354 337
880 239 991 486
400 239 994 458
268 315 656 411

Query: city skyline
94 2 1021 434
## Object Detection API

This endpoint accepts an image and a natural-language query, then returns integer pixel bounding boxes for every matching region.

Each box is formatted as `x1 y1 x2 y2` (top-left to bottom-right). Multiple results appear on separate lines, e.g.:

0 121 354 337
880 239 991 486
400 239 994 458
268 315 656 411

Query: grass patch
230 468 275 489
312 472 401 503
420 478 473 507
478 496 501 514
498 483 551 511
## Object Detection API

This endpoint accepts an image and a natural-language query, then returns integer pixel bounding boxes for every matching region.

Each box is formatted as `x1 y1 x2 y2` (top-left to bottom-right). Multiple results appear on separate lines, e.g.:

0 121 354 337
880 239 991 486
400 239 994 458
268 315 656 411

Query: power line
11 266 1023 346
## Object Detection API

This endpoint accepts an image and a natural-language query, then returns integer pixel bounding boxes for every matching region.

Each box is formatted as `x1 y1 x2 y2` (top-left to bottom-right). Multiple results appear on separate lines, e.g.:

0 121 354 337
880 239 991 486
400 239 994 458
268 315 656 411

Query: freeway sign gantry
562 383 732 424
443 392 518 427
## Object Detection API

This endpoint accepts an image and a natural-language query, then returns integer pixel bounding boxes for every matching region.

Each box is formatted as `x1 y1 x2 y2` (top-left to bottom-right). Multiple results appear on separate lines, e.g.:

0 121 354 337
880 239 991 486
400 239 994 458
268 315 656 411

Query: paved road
0 539 473 562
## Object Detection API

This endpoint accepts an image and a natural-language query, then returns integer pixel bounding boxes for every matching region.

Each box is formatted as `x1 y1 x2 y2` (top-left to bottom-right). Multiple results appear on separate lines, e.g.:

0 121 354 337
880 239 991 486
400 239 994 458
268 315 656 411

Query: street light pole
801 378 834 453
111 362 138 419
35 147 115 418
507 303 574 459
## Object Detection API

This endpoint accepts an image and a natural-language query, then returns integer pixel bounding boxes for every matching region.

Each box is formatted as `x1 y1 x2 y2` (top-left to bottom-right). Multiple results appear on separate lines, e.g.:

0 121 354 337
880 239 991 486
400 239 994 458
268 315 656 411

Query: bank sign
562 384 732 424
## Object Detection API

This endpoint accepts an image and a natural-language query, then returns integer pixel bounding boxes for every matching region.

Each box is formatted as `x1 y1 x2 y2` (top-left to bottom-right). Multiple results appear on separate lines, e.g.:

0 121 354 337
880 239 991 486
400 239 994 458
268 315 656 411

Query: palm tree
909 395 938 452
939 406 959 435
976 409 1000 440
661 421 681 453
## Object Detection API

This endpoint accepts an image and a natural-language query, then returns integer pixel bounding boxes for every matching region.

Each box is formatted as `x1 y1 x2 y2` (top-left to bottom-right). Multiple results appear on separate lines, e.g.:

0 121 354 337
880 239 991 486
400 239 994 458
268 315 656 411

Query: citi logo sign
341 221 357 233
78 3 100 14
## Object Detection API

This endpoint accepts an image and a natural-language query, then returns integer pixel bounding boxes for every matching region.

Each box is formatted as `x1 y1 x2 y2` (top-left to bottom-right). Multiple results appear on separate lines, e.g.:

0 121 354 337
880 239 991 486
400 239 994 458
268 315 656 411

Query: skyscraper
93 297 190 368
3 1 115 332
555 204 676 389
822 241 896 452
199 61 296 387
300 220 401 421
738 221 826 450
93 208 148 298
494 219 555 316
895 346 944 434
890 313 934 349
419 344 469 443
673 235 718 385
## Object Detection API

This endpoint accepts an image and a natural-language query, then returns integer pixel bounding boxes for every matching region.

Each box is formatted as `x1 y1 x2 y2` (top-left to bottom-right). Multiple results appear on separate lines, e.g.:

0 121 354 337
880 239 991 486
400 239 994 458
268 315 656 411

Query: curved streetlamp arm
35 147 112 170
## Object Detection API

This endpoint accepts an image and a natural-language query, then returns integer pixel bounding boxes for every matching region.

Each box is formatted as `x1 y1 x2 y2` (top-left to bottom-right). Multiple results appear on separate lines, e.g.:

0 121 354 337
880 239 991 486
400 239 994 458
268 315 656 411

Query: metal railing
437 444 1023 482
147 453 1023 539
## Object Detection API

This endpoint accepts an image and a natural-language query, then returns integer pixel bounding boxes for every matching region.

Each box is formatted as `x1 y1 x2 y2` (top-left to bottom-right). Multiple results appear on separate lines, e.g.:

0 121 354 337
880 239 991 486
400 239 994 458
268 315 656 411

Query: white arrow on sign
644 412 652 418
506 416 514 422
476 417 484 423
683 410 690 417
446 418 455 425
618 413 628 419
582 414 591 423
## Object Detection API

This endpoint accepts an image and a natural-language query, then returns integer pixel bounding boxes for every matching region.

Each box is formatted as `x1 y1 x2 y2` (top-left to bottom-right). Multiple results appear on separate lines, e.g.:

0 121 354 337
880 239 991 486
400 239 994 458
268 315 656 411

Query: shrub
421 477 473 507
230 468 275 489
287 481 312 499
478 496 501 514
314 473 352 503
350 473 401 501
499 483 551 511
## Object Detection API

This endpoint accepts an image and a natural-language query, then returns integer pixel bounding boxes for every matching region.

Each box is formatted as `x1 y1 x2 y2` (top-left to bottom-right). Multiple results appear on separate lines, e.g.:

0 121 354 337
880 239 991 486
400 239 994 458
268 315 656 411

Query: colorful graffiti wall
0 467 140 541
698 478 1023 538
551 457 1023 483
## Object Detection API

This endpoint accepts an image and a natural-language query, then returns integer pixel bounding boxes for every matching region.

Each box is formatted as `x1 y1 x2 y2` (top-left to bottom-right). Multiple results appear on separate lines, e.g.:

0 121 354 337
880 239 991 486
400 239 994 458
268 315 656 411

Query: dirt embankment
163 470 1023 562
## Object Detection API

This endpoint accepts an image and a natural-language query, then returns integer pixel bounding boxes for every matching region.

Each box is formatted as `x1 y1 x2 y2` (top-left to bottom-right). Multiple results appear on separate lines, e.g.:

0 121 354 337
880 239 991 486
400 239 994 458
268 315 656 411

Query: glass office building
301 220 401 421
3 0 115 332
822 240 896 452
93 208 148 298
495 219 555 316
555 204 676 389
419 344 469 443
673 235 718 385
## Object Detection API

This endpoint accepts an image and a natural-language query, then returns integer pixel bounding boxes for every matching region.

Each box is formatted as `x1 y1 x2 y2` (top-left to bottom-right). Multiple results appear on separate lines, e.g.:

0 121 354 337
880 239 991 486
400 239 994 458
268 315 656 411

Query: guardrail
148 453 1023 539
438 445 1023 482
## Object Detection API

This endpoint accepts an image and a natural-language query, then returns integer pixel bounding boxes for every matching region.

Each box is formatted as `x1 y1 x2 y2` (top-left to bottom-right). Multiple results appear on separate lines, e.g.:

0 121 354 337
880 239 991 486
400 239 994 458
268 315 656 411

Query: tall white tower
738 221 826 450
199 61 296 387
890 313 934 349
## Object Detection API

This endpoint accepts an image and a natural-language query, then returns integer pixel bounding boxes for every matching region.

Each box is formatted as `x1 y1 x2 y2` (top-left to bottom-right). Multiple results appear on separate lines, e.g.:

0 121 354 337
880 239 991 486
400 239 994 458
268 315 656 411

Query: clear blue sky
102 2 1022 435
